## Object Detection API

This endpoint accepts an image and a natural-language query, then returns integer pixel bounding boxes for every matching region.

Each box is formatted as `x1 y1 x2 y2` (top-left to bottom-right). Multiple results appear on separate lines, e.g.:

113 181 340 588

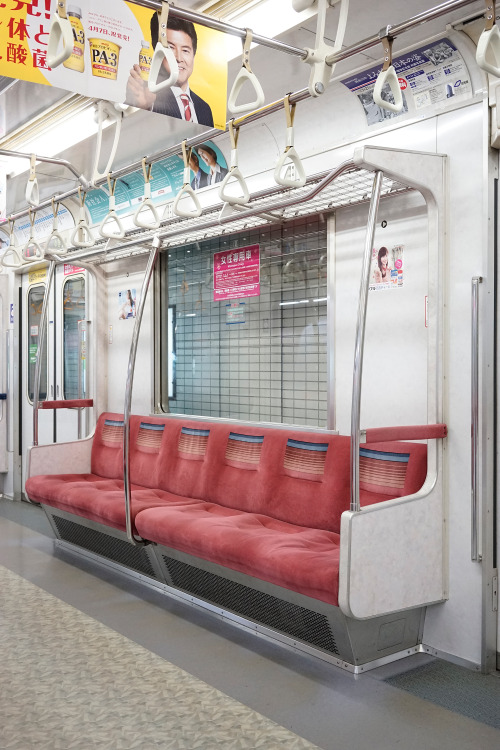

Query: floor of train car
0 497 498 750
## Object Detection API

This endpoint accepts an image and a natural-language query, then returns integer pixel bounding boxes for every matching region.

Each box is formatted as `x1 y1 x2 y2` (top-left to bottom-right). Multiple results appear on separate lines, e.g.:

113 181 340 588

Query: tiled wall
164 217 328 428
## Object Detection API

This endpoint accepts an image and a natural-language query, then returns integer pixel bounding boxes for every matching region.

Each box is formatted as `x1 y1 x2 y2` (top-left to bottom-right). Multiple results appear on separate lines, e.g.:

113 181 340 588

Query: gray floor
0 497 499 750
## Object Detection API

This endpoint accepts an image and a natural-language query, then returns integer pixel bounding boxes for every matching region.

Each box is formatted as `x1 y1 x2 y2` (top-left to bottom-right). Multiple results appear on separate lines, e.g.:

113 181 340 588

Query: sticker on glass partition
369 245 404 291
214 245 260 302
118 288 137 319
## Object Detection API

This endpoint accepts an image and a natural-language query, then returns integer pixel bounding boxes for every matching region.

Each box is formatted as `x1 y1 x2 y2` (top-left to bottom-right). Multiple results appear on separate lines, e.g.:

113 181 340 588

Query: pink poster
213 244 260 302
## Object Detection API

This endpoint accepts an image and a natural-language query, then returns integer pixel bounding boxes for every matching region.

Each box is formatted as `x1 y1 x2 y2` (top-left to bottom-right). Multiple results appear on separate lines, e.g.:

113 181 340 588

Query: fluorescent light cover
4 107 109 177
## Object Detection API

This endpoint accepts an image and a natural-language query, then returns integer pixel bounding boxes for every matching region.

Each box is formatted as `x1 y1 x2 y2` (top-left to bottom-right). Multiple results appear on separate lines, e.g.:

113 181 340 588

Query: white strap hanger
373 29 403 113
274 94 307 188
218 120 251 206
70 187 95 249
148 1 180 93
21 209 44 262
91 101 123 187
134 158 161 229
228 28 265 115
0 219 22 269
45 198 68 255
25 154 39 208
293 0 349 97
99 175 126 239
477 0 500 77
173 141 202 218
47 0 73 69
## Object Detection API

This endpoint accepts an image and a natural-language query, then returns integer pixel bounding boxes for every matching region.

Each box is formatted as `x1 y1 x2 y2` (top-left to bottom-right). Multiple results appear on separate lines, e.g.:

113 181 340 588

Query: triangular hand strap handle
477 24 500 77
218 168 250 206
173 178 202 218
47 6 73 69
26 155 39 207
228 28 265 115
0 247 22 269
99 210 125 239
71 222 94 248
21 239 44 262
148 43 179 93
373 65 403 113
274 147 307 188
228 67 265 115
134 198 160 229
92 101 123 186
45 230 67 255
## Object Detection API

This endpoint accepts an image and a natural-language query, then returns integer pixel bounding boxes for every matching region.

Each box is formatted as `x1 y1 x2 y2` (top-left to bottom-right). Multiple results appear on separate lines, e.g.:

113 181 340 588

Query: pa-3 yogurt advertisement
0 0 227 130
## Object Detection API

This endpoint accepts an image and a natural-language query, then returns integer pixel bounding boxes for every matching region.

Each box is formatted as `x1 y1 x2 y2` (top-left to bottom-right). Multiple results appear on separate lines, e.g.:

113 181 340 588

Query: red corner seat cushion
359 440 428 506
134 502 341 605
24 473 203 533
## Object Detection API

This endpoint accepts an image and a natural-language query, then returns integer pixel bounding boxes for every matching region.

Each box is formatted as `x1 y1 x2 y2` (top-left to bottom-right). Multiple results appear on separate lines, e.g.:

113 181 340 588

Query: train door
20 265 91 486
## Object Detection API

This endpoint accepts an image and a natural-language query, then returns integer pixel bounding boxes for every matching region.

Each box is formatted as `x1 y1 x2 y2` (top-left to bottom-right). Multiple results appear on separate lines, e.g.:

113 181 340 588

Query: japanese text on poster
341 38 471 126
0 0 227 130
214 245 260 302
369 245 404 291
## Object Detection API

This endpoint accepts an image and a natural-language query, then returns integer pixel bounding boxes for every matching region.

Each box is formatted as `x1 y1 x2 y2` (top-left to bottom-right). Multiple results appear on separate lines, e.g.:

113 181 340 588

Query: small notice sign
213 244 260 302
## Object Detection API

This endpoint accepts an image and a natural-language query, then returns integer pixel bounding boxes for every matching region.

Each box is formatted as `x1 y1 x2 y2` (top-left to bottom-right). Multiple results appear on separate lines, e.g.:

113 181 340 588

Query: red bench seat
25 413 428 606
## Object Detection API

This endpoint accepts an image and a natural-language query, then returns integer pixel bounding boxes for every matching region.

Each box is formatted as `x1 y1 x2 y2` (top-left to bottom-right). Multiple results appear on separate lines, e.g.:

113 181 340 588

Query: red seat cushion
135 503 341 605
25 474 202 533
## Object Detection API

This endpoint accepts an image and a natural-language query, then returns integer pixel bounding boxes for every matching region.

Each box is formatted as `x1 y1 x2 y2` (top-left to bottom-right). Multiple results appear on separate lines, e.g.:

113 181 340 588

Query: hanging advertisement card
341 38 471 126
0 1 227 130
118 288 137 320
214 245 260 302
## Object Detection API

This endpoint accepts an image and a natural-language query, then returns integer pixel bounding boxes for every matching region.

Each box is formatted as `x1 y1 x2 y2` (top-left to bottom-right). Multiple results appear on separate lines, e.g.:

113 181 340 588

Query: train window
158 217 328 427
27 284 47 402
63 276 86 400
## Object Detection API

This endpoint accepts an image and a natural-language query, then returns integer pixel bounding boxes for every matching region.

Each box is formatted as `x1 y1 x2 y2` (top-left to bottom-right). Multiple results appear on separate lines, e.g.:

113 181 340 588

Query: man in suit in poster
126 15 214 128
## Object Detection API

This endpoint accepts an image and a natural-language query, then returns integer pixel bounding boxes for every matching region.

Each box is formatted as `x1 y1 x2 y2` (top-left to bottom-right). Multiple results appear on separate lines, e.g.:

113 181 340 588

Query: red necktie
180 94 192 122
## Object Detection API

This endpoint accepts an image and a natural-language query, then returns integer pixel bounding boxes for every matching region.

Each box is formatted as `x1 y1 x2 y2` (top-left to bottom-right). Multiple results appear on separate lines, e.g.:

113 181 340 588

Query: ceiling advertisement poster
0 0 227 130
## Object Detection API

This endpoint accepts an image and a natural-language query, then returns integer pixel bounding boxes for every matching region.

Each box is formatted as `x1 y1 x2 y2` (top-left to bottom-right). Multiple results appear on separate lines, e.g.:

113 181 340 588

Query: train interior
0 0 499 747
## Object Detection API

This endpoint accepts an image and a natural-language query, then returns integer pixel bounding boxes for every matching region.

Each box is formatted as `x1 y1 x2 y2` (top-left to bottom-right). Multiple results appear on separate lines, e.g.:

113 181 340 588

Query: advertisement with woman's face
370 245 404 290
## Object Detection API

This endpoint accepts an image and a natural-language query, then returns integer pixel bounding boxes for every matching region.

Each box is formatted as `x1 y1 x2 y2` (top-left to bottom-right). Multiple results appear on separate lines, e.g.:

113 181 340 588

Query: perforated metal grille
163 555 339 654
52 516 158 579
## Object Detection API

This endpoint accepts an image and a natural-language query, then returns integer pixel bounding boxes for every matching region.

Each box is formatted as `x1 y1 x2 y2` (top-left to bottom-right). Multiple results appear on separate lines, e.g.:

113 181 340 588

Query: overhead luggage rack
51 164 412 267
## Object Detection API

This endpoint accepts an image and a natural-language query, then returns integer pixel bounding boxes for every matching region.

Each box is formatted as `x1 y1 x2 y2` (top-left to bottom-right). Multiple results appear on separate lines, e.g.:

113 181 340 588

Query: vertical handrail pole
350 171 384 513
471 275 482 561
33 260 56 446
123 235 162 543
77 319 84 440
6 331 11 452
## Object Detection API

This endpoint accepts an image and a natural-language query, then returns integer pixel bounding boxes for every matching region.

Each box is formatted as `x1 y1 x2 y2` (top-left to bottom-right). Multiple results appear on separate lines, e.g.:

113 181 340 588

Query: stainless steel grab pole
326 0 481 65
471 275 482 562
350 171 384 513
32 260 56 446
127 0 307 58
123 235 162 544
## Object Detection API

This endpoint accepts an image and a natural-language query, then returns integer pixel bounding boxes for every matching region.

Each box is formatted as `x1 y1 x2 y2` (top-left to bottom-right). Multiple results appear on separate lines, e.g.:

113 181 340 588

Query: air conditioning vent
163 555 339 654
53 516 158 579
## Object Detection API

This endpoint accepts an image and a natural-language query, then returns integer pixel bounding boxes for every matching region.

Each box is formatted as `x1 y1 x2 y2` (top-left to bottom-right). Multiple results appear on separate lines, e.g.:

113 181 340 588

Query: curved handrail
148 1 179 93
133 159 161 229
173 141 202 218
70 187 95 249
40 399 93 409
228 29 265 115
373 32 403 113
99 176 126 239
46 0 73 69
350 171 384 513
477 0 500 77
274 94 307 188
218 120 251 206
123 235 163 545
